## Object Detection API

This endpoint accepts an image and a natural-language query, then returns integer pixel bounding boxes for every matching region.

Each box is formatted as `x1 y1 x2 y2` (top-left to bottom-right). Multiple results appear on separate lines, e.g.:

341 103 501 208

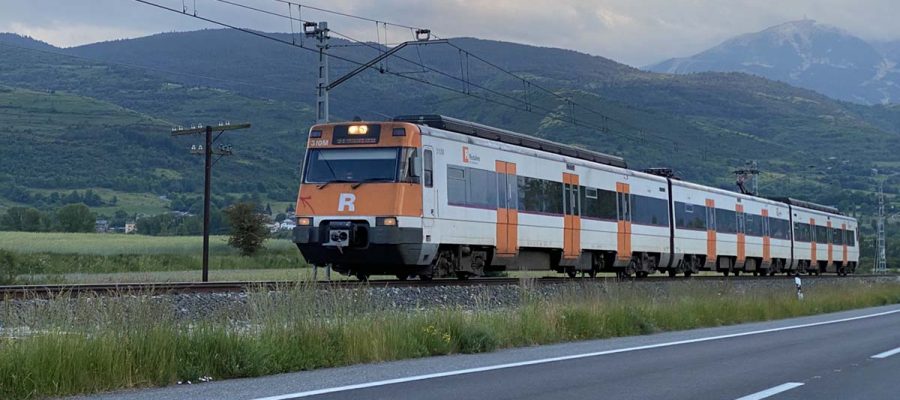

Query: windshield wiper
317 179 353 190
351 177 394 189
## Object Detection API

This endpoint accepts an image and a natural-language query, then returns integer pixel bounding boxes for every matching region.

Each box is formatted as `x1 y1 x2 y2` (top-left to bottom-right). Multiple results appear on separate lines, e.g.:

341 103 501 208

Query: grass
0 279 898 399
0 232 307 282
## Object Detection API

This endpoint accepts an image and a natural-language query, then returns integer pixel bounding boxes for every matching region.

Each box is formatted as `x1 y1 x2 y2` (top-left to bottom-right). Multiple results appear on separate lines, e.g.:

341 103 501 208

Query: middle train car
293 115 858 279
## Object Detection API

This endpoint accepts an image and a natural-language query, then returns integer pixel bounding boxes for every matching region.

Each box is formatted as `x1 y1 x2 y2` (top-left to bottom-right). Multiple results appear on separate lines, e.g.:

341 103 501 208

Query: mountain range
647 20 900 105
1 28 898 218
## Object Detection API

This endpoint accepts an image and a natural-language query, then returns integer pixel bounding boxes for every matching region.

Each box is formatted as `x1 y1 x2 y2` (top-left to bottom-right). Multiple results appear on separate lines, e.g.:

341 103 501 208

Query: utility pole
304 20 443 124
875 179 887 274
304 21 330 123
733 161 760 196
172 122 250 282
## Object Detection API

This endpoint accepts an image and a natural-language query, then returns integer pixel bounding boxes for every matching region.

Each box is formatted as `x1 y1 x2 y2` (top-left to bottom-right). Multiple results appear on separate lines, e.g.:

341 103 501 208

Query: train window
815 225 828 244
581 187 616 220
467 168 497 209
675 202 706 230
769 218 790 240
517 176 563 215
745 214 763 236
715 209 737 234
498 172 508 209
632 195 669 227
847 229 856 246
423 149 433 188
617 192 631 221
832 228 843 245
737 212 746 234
447 166 466 206
793 222 811 242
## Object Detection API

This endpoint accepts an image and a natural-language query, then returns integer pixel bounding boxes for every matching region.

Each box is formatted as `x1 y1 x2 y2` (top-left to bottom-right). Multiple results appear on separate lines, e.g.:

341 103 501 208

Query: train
292 115 859 280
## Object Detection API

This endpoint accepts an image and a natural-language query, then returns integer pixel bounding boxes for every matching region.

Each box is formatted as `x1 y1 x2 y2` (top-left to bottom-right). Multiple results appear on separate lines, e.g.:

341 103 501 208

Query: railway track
0 274 884 299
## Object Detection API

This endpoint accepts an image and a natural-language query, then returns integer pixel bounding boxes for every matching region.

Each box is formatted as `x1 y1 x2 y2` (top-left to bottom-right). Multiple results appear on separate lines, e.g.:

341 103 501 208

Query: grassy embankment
0 279 898 399
0 232 308 284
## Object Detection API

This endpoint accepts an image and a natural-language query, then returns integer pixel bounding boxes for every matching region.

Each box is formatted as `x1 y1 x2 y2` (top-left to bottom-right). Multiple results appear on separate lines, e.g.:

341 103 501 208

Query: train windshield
303 147 400 184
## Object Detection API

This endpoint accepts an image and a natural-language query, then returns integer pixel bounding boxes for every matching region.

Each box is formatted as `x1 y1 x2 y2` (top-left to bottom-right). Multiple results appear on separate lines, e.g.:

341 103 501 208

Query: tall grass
0 280 898 399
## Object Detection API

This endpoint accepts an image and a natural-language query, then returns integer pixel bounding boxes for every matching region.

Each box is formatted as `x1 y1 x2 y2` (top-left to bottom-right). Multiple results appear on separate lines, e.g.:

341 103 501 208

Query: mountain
1 30 898 217
646 20 900 105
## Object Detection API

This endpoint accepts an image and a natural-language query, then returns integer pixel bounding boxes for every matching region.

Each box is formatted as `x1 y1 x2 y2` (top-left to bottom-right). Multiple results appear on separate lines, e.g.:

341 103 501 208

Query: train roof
393 114 627 169
765 197 843 216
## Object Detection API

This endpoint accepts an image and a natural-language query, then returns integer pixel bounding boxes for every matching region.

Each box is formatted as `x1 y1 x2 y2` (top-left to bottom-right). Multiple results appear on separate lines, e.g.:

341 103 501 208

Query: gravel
1 275 897 336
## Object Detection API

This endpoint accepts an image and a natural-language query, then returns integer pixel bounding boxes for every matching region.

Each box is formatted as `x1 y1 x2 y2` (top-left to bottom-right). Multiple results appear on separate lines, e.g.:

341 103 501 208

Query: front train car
292 121 431 280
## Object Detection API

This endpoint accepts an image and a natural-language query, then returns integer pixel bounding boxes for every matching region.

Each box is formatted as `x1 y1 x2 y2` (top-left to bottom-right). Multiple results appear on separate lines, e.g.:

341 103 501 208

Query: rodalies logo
462 146 481 164
337 193 356 212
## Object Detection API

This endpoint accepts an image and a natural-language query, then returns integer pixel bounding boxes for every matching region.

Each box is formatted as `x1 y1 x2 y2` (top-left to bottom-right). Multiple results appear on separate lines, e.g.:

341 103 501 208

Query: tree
223 202 269 256
1 207 44 231
57 204 95 232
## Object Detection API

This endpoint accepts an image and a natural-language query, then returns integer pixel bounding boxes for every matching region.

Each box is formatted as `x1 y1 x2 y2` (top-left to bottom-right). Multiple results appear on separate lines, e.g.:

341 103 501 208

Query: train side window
832 228 843 245
815 225 828 244
848 229 856 246
447 166 466 206
675 202 706 230
423 149 433 188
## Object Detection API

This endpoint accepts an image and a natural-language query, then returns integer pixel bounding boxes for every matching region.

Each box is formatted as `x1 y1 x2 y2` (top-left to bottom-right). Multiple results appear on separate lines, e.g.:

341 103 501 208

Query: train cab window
423 149 433 188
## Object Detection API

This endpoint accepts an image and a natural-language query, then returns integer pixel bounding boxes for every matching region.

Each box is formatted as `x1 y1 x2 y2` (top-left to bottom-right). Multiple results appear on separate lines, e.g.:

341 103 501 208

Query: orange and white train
293 115 859 280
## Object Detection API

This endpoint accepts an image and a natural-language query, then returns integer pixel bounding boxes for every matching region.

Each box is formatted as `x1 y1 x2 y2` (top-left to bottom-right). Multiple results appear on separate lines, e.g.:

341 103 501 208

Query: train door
422 147 436 236
563 173 581 259
616 182 631 263
705 199 717 269
496 161 518 256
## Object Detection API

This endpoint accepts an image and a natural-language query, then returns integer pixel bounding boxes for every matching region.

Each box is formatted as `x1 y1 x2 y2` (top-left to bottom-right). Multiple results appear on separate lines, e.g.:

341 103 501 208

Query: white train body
293 115 859 278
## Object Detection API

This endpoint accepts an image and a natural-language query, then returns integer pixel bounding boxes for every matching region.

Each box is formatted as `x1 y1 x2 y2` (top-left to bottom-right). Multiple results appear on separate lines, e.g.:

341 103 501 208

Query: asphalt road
71 304 900 400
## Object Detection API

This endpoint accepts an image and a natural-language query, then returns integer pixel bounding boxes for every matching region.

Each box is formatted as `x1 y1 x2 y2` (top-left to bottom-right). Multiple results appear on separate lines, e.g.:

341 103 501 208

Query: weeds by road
0 279 898 399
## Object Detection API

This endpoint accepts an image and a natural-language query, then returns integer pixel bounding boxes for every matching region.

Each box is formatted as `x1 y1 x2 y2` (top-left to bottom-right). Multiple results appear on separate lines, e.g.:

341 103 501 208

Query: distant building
95 219 110 233
124 223 136 234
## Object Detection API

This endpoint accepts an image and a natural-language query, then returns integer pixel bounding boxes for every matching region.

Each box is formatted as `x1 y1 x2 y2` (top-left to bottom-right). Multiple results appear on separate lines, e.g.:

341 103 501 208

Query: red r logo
463 146 470 163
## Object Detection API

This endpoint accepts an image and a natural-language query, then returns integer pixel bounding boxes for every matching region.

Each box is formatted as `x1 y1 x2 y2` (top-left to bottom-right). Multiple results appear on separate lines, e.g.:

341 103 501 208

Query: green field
0 232 307 283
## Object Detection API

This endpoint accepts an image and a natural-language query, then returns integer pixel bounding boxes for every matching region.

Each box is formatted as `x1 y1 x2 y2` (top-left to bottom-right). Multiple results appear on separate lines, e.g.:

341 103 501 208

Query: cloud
1 0 899 65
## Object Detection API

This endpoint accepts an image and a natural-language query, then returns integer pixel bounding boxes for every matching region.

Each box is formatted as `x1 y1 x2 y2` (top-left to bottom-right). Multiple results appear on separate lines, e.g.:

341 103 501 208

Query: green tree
223 202 269 256
1 207 44 231
57 203 95 232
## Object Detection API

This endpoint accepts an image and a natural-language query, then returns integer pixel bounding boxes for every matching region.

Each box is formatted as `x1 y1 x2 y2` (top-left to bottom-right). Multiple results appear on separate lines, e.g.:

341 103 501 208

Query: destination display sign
332 125 381 145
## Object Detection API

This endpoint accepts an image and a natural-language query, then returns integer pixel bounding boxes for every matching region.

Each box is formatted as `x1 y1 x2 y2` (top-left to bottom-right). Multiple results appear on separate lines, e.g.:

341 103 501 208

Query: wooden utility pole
171 122 250 282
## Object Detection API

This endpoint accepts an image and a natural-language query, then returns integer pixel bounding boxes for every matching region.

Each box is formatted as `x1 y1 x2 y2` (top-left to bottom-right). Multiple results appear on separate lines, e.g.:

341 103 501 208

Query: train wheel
567 270 577 278
752 271 759 276
355 272 370 282
636 271 648 278
419 274 433 281
684 270 693 277
668 270 677 277
396 274 409 281
456 272 470 280
723 270 730 277
733 270 741 277
588 269 598 278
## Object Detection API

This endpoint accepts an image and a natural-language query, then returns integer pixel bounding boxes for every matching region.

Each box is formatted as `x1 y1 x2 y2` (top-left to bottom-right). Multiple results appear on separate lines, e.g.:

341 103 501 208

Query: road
71 304 900 400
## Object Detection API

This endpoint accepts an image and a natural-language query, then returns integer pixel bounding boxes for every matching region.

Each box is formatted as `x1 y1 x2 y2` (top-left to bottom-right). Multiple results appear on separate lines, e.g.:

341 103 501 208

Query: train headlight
376 217 397 226
297 217 312 226
309 129 322 138
348 125 368 135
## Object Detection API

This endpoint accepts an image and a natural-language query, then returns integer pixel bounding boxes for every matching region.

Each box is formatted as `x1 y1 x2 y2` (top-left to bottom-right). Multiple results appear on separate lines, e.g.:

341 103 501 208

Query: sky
2 0 900 66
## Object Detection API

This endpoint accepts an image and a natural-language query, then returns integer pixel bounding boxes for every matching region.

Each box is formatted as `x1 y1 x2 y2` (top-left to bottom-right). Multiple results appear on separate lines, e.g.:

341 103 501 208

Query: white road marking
871 346 900 359
250 308 900 400
735 382 804 400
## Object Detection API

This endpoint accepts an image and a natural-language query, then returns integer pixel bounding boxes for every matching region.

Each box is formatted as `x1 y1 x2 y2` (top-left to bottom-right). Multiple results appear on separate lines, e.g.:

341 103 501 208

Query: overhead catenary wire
202 0 688 155
133 0 802 166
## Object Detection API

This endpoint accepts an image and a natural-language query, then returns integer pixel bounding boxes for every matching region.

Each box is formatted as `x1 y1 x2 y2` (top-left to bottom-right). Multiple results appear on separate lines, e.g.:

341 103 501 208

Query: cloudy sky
2 0 899 66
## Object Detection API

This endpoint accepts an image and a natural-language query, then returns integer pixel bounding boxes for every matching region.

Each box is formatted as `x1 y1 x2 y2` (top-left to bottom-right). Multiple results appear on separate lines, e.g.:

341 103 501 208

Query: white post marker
735 382 804 400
